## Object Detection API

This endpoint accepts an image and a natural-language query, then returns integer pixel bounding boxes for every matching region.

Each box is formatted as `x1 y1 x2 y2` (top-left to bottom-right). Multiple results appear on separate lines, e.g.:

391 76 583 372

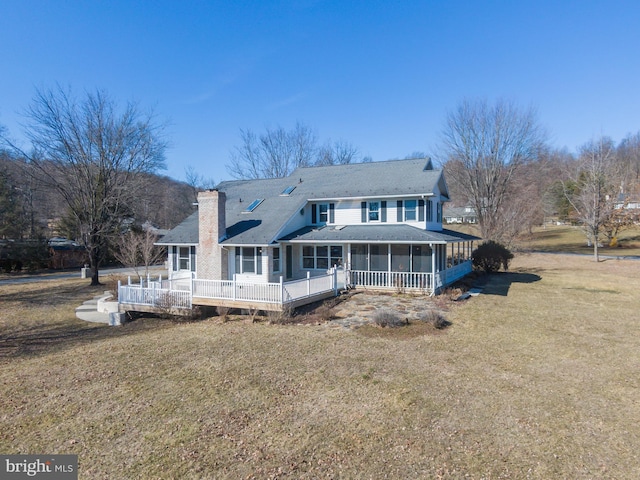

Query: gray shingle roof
161 158 458 246
280 225 479 244
155 211 199 245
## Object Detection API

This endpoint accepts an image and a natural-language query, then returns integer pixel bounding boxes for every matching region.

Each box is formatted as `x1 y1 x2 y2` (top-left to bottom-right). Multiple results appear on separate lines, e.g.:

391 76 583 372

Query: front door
286 245 293 279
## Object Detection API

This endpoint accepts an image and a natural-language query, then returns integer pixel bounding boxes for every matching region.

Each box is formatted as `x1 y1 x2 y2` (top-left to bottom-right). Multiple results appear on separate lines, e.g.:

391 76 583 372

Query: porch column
431 245 436 276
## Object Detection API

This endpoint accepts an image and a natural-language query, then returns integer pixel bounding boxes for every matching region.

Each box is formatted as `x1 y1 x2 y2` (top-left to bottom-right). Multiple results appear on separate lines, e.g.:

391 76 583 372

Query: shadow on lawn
0 316 176 361
0 283 176 361
475 271 541 296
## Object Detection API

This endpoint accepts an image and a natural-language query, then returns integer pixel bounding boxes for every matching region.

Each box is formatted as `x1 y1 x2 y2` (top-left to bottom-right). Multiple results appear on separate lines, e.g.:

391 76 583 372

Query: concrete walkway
75 292 113 324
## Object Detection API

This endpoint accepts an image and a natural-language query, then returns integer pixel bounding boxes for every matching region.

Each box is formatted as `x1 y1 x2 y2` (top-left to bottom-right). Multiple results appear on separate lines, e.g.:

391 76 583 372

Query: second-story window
404 200 417 221
318 204 329 223
312 203 334 224
368 201 380 221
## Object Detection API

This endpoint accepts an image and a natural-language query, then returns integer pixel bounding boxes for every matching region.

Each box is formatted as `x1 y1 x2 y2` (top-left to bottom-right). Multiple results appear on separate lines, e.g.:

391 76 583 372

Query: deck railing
349 260 472 293
282 272 335 302
193 278 283 304
118 262 472 311
118 269 337 310
118 277 192 309
349 270 435 292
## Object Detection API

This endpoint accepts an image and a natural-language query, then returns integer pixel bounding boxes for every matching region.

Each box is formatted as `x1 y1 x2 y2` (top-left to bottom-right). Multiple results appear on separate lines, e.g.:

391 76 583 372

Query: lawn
1 254 639 479
446 222 640 257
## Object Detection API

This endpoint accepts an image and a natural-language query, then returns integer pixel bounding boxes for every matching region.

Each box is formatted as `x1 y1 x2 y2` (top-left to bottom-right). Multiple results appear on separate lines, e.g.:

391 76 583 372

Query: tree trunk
89 247 102 286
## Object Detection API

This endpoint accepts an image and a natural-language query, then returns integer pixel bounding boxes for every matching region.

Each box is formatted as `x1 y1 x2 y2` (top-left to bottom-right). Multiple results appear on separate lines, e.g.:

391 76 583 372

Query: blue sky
1 1 639 183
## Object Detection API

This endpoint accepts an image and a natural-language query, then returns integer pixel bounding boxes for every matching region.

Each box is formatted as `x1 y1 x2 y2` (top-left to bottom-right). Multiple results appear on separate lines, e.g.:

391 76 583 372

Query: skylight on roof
280 185 296 195
243 199 264 213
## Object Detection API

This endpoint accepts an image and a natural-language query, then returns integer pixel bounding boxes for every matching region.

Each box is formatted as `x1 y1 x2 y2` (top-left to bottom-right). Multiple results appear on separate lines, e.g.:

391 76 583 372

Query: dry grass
515 224 640 256
446 223 640 257
1 254 640 478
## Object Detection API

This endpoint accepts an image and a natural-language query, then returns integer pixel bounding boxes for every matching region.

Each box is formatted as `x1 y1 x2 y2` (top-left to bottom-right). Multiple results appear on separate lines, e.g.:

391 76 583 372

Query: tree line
440 99 640 261
2 88 639 283
0 87 199 283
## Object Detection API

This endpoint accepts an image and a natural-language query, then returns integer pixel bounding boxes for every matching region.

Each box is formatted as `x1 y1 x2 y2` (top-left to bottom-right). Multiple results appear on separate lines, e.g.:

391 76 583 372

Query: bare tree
114 228 165 277
227 121 317 179
1 86 167 284
440 98 546 242
562 137 618 261
616 132 640 187
316 139 360 165
185 165 216 203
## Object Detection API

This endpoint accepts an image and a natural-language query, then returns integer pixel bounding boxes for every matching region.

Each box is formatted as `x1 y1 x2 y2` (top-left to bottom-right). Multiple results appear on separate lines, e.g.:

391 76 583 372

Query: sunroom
280 224 477 292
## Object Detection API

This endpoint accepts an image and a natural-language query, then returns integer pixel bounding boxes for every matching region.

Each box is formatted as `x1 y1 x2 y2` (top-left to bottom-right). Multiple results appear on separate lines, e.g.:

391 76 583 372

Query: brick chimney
196 190 228 280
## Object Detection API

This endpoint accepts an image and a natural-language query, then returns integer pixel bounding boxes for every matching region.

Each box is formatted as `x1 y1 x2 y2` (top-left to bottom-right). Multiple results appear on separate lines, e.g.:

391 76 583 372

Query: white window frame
272 247 281 273
301 245 343 270
235 247 263 275
178 246 190 270
318 203 329 223
404 200 417 221
368 201 380 222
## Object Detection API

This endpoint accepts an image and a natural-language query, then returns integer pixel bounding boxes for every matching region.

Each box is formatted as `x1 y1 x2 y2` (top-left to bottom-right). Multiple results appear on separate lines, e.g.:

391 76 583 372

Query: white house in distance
119 158 479 313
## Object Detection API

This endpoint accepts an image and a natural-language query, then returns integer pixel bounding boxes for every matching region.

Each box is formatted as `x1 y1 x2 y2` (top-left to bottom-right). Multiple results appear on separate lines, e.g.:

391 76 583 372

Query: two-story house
120 158 478 313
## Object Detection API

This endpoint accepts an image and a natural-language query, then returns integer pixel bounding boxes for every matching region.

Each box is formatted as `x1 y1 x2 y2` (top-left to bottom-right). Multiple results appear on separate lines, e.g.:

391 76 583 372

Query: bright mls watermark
1 455 77 479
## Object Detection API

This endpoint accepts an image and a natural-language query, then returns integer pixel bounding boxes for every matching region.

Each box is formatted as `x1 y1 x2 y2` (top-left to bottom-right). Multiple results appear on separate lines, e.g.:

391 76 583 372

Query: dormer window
312 203 335 224
243 199 263 213
319 204 328 223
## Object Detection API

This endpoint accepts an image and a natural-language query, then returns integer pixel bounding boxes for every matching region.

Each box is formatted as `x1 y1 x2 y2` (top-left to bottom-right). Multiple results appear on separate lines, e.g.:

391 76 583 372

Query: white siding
335 200 362 224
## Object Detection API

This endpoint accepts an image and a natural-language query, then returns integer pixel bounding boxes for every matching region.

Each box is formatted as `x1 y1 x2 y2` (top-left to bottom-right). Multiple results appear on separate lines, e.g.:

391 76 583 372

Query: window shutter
381 201 387 222
361 202 367 222
190 246 196 272
329 203 335 223
397 200 403 222
418 199 425 222
172 246 178 271
311 203 317 224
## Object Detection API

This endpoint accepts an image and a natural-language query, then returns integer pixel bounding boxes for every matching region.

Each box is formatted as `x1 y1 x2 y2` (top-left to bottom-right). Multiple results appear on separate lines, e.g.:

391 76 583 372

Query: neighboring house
443 205 477 224
614 192 640 211
119 158 479 312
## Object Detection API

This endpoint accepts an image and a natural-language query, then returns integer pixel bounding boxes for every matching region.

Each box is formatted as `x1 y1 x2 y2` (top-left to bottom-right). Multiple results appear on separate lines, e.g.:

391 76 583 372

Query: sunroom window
302 245 343 269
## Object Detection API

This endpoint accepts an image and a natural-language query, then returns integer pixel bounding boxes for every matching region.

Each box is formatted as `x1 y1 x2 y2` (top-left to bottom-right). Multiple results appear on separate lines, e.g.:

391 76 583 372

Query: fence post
118 280 122 304
152 280 156 306
333 267 338 295
233 274 237 301
189 272 194 307
306 271 311 297
279 276 284 304
128 275 131 286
